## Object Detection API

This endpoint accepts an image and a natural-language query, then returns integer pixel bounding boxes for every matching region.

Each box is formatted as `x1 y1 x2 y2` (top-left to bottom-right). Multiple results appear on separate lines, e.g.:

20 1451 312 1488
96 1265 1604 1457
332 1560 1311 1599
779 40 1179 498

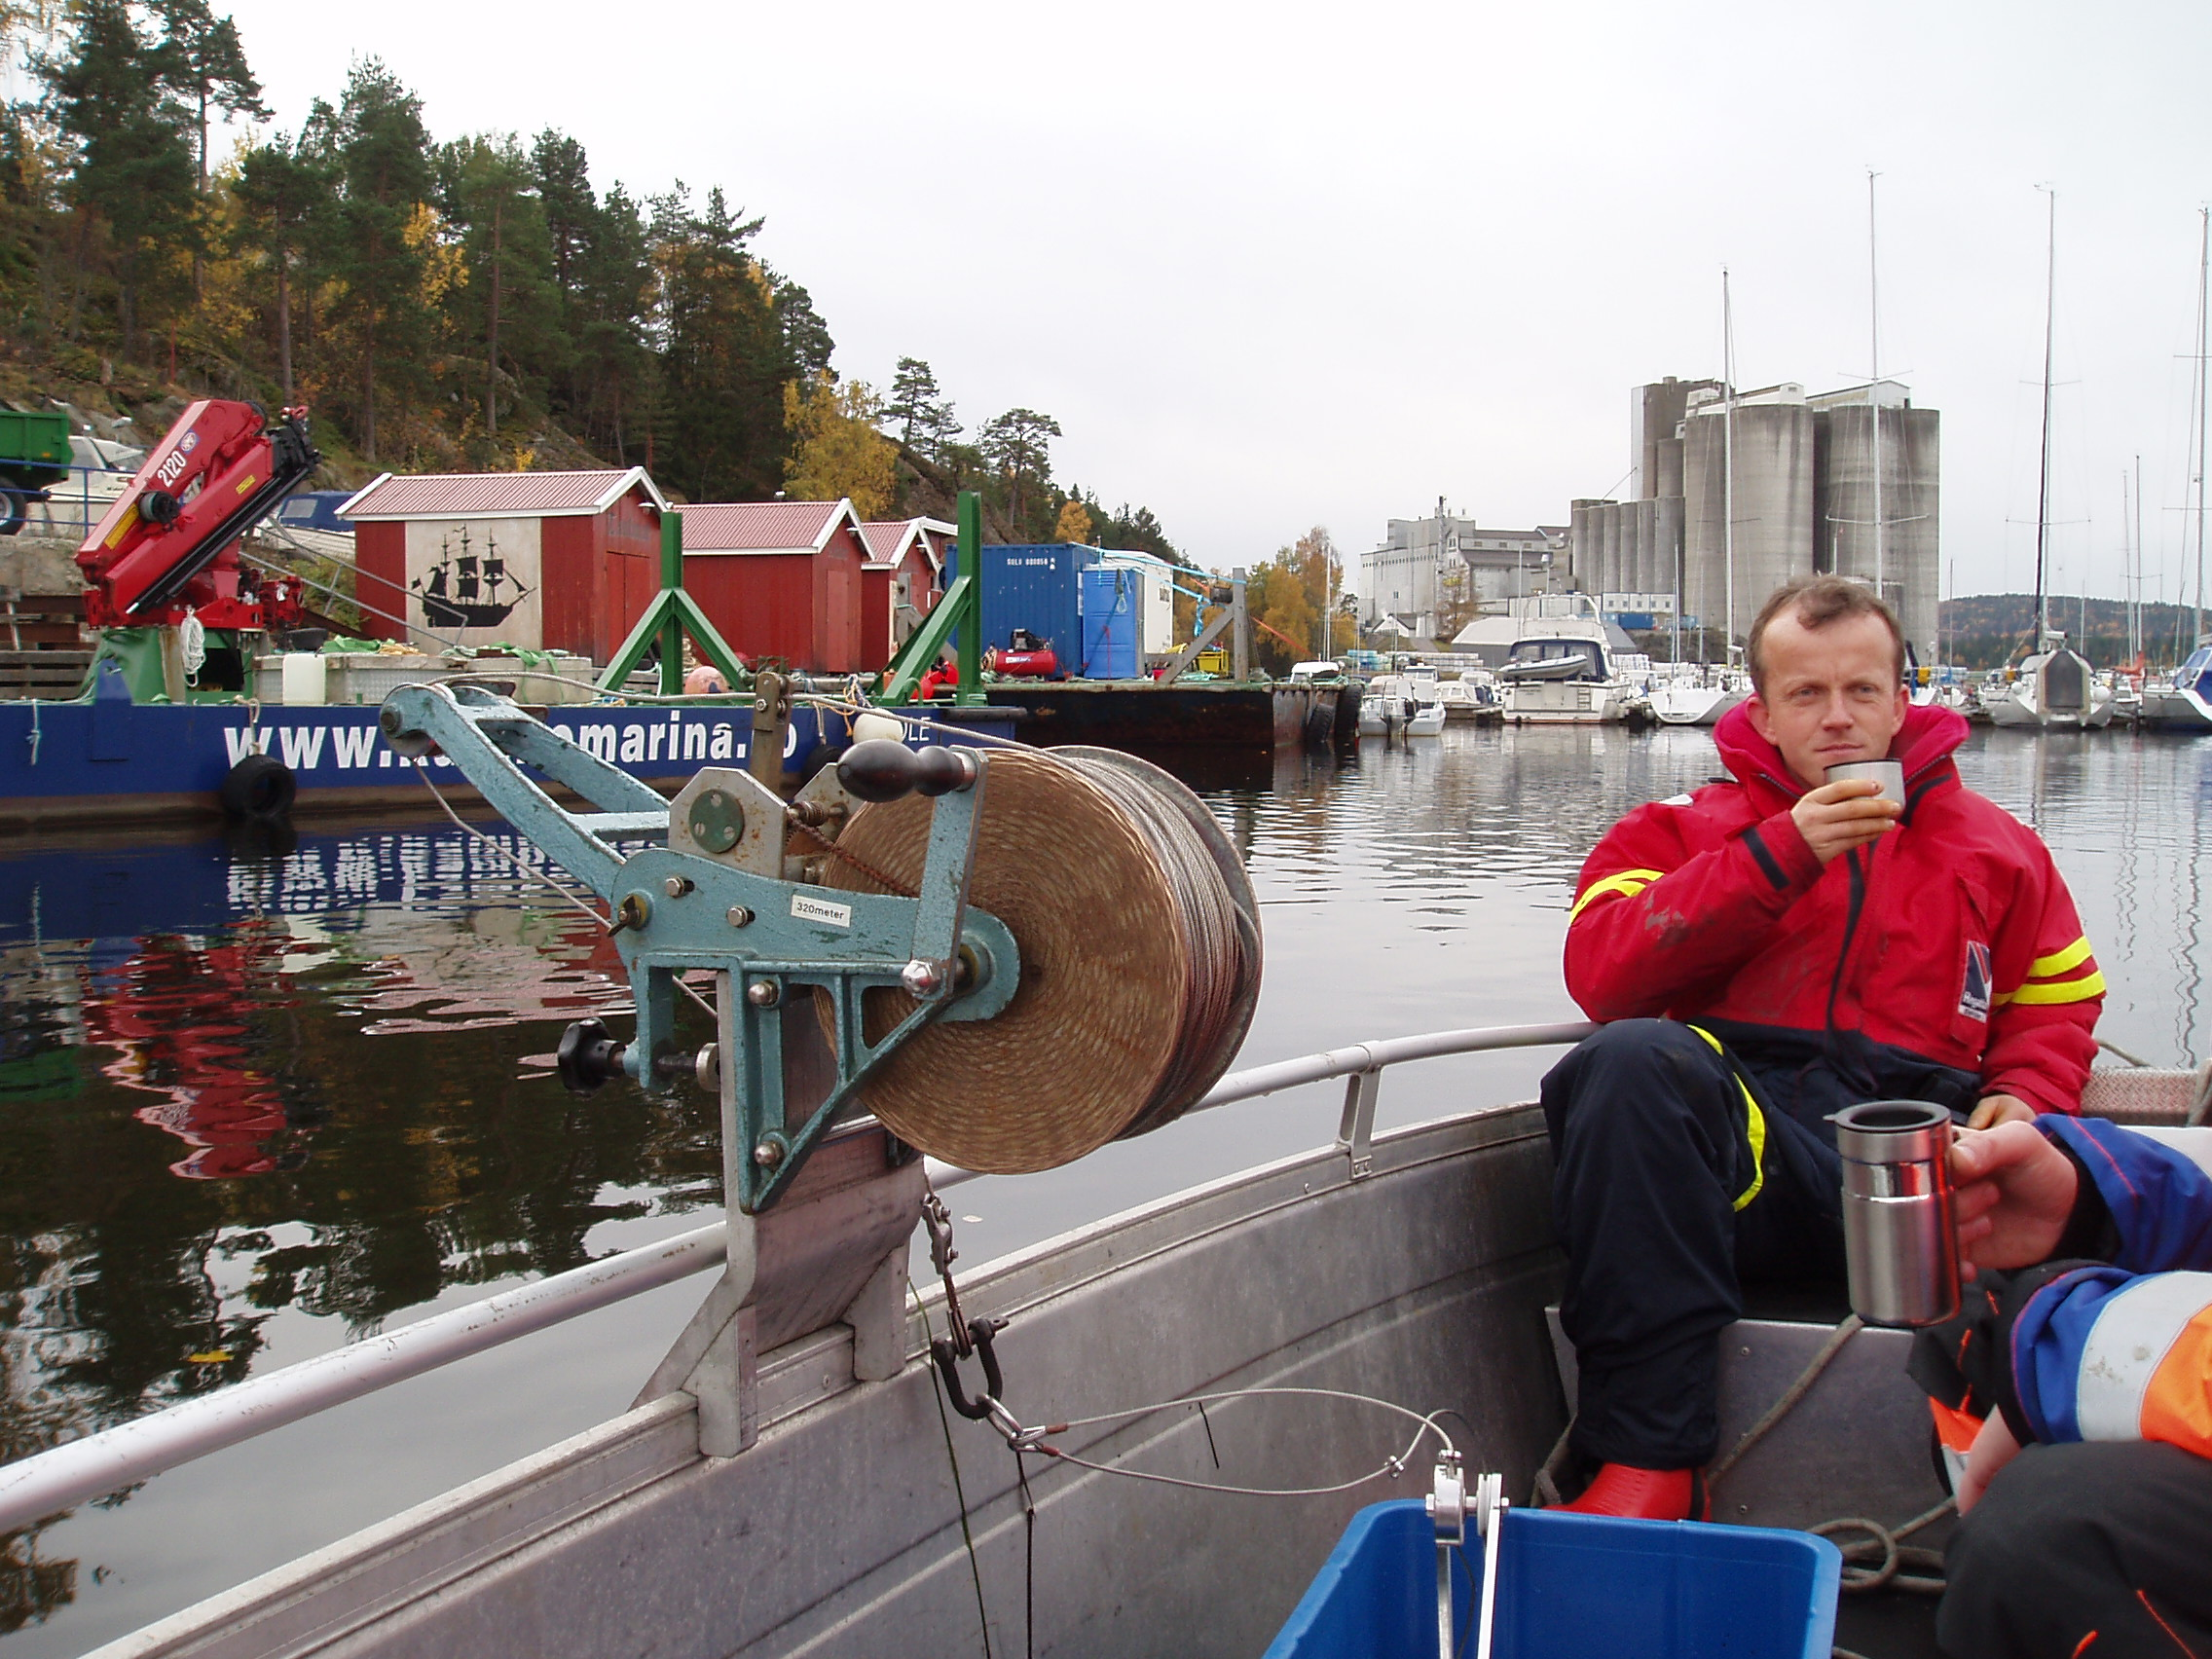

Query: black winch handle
930 1316 1008 1420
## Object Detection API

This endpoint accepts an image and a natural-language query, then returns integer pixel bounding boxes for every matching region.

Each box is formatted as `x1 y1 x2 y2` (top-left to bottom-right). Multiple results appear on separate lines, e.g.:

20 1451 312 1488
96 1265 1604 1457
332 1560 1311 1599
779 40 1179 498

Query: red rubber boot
1558 1463 1709 1521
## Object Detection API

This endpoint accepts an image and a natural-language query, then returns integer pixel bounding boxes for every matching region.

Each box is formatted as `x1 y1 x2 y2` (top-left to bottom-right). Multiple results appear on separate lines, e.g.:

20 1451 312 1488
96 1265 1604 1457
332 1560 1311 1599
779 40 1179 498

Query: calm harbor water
0 722 2205 1650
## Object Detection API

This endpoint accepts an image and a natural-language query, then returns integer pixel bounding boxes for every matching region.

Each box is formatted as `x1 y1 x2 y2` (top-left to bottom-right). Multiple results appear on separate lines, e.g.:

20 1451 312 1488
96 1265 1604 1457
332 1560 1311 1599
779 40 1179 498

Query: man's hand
1968 1094 2038 1129
1789 779 1902 866
1956 1412 2023 1515
1950 1121 2080 1275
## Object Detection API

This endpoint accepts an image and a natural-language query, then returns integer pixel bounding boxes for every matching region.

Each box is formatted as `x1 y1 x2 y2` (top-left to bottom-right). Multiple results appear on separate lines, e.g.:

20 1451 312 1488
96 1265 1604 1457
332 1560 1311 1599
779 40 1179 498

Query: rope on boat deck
1708 1315 1865 1482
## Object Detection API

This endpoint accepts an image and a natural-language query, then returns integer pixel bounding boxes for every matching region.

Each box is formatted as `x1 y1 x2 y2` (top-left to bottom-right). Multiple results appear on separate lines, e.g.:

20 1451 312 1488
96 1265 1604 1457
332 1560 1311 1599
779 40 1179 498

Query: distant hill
1939 593 2204 669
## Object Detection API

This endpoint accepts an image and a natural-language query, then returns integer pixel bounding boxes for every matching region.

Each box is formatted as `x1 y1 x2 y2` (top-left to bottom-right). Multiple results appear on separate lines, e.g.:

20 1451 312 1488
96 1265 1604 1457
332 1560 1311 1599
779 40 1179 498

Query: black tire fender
219 753 296 822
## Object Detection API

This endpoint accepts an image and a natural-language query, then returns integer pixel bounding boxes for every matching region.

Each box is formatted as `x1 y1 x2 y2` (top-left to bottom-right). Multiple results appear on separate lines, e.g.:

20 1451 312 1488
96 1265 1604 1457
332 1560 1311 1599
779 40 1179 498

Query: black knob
141 489 180 526
556 1018 626 1096
911 745 976 796
838 738 921 802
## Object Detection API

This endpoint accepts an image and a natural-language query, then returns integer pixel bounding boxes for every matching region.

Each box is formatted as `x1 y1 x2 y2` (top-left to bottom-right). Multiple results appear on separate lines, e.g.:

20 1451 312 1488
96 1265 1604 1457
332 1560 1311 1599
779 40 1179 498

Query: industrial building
1571 376 1939 657
1359 512 1567 637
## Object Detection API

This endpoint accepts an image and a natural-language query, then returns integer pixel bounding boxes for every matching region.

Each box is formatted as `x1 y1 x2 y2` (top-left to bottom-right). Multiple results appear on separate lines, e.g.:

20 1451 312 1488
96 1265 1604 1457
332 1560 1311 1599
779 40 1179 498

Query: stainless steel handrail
0 1018 1595 1532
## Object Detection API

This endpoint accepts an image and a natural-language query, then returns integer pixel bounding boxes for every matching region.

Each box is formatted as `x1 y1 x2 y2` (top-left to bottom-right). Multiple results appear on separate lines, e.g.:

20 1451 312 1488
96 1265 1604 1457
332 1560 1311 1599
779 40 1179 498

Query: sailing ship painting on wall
404 517 542 647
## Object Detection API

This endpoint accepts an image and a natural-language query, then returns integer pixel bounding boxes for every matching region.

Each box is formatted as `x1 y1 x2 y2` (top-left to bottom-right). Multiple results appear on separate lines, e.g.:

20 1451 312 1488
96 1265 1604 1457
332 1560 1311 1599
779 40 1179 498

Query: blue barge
0 663 939 829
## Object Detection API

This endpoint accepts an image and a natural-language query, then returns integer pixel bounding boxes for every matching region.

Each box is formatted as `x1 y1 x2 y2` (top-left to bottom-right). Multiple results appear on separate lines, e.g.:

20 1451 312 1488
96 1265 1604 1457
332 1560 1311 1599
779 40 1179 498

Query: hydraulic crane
74 398 320 632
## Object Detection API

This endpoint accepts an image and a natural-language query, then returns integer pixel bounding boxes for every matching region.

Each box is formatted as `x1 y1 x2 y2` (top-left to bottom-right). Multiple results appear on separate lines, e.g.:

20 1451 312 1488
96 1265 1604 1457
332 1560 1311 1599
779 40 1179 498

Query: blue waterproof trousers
1539 1018 1859 1469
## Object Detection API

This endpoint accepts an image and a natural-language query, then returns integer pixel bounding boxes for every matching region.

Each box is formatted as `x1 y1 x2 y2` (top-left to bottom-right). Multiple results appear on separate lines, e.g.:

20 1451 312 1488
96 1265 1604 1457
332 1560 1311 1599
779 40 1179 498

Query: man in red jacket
1545 575 2102 1520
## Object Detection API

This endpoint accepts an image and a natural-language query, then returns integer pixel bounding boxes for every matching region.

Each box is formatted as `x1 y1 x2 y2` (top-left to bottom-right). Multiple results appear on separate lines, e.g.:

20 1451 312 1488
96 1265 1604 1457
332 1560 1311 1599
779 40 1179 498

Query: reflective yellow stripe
1568 867 1665 924
2005 971 2108 1007
1689 1024 1767 1211
2028 937 2094 979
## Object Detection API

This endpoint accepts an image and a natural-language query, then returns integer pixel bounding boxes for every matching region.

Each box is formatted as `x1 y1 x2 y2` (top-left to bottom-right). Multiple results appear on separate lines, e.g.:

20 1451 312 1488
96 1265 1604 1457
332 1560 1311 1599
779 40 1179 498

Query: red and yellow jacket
1565 701 2101 1115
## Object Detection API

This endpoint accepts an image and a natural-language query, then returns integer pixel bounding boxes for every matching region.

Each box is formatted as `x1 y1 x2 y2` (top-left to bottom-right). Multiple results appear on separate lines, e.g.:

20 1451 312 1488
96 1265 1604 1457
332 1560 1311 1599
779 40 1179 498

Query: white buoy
853 710 904 745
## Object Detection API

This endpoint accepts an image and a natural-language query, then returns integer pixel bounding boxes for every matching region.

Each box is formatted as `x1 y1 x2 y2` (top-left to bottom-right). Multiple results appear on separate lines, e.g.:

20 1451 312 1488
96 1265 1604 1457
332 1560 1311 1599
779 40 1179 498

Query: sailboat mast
2195 206 2209 649
1868 168 1885 607
1723 268 1737 661
2135 453 2146 660
2034 186 2056 648
2121 467 2134 662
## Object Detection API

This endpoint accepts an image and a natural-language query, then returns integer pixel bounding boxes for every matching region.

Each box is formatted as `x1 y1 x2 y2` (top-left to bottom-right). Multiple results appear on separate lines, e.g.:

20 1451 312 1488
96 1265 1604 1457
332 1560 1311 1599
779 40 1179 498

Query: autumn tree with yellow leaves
784 372 896 520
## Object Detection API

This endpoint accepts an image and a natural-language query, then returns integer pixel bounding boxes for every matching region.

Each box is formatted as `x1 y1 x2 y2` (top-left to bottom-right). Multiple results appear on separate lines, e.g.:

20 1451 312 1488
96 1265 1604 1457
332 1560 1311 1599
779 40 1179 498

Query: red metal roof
681 500 853 554
341 467 668 521
859 521 908 560
862 517 954 571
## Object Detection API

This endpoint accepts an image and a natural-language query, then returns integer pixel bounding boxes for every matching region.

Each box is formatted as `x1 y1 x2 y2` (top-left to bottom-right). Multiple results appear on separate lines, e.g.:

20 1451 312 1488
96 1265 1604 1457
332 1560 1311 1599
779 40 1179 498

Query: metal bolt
746 978 780 1008
753 1139 786 1168
901 958 943 999
693 1044 720 1092
727 905 754 928
663 875 693 899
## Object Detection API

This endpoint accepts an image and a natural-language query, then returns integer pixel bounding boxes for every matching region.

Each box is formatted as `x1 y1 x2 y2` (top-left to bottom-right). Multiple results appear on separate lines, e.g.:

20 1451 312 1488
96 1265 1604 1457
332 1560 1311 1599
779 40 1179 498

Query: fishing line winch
379 682 1260 1204
377 682 1262 1455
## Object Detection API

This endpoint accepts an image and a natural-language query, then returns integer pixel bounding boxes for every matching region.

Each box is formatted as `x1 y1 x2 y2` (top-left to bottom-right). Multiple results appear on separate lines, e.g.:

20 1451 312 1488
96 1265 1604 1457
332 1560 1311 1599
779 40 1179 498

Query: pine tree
312 58 434 463
233 136 329 404
978 407 1060 535
39 0 199 355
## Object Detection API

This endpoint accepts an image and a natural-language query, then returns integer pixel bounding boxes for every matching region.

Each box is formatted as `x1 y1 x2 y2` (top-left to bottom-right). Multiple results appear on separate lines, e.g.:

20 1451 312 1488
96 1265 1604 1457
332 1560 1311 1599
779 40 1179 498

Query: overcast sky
213 0 2212 602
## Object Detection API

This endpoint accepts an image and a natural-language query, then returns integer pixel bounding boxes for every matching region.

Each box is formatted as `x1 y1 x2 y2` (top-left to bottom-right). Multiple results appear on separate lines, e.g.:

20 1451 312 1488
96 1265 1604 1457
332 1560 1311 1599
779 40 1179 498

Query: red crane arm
75 399 321 632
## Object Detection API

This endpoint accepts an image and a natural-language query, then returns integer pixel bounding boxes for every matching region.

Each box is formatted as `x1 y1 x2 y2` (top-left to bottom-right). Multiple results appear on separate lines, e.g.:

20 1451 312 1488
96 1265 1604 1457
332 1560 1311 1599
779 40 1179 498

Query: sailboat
2142 208 2212 732
1986 187 2114 731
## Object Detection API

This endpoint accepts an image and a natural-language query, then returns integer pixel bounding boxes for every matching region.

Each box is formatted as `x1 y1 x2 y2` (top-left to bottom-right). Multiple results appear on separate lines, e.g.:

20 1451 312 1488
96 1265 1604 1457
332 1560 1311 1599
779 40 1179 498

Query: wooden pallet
0 647 92 698
0 590 87 650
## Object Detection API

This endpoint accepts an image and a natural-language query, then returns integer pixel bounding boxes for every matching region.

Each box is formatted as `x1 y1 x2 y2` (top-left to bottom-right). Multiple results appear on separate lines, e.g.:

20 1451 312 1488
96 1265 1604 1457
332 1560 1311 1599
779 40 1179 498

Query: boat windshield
2186 646 2212 695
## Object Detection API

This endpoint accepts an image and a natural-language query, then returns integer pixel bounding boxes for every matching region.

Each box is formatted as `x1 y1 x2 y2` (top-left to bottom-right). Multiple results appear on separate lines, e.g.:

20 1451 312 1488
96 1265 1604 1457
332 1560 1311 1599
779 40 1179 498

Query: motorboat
14 1037 2203 1659
1495 633 1644 724
5 687 2206 1659
1358 674 1446 737
1648 667 1750 727
1982 638 2115 730
2140 645 2212 732
1433 675 1496 722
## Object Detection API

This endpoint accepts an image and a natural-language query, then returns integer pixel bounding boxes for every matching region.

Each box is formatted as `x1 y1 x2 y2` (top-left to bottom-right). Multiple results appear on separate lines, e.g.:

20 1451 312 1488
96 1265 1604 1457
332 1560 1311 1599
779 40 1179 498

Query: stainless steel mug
1824 758 1905 806
1834 1100 1961 1328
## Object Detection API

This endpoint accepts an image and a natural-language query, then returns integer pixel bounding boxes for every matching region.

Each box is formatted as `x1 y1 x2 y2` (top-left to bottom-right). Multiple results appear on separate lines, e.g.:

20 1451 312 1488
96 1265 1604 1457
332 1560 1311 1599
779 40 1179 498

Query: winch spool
816 745 1261 1172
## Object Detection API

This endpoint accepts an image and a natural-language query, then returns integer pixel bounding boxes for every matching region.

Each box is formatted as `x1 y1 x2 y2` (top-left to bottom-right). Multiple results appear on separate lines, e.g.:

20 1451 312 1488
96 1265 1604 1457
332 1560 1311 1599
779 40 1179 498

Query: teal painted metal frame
378 682 1018 1209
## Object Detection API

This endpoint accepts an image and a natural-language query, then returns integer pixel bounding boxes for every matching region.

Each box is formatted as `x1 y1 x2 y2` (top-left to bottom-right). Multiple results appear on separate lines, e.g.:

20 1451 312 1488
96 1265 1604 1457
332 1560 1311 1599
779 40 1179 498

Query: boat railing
0 1018 1595 1534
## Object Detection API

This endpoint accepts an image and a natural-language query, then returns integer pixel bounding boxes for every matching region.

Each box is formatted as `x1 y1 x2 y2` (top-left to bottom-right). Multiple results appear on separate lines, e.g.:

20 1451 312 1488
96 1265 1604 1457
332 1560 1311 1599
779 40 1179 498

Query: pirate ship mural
403 517 543 647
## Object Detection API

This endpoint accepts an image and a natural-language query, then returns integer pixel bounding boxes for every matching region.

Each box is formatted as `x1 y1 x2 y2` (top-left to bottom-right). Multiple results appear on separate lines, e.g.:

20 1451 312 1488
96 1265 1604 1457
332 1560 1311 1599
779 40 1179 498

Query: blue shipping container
943 541 1098 657
1079 567 1141 678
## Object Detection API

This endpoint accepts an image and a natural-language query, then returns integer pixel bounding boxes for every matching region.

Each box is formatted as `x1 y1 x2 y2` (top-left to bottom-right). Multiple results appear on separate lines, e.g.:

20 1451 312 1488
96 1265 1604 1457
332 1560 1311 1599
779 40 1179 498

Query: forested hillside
1938 593 2204 669
0 2 1183 558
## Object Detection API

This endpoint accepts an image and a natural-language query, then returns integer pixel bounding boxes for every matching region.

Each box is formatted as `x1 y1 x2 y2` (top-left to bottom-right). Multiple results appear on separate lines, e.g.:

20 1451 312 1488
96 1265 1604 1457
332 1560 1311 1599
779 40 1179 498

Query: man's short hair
1746 576 1905 694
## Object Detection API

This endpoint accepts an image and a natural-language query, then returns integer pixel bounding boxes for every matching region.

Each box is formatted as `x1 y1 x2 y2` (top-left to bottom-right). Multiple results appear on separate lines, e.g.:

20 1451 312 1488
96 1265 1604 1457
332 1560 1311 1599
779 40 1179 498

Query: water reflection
0 724 2204 1642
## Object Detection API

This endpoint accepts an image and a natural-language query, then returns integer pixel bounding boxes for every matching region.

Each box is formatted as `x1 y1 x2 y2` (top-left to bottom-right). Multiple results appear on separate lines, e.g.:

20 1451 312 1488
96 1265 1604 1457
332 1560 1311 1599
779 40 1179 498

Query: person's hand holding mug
1948 1121 2079 1276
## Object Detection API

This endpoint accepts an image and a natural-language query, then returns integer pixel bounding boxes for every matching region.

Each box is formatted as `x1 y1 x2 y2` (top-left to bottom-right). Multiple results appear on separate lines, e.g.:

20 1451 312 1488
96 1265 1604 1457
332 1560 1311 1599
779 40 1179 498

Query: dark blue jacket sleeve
2039 1117 2212 1274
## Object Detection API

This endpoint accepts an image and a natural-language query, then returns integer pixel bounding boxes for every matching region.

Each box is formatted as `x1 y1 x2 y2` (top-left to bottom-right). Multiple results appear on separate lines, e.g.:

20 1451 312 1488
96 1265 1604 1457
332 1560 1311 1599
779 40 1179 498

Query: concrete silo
1683 387 1817 648
1812 385 1940 663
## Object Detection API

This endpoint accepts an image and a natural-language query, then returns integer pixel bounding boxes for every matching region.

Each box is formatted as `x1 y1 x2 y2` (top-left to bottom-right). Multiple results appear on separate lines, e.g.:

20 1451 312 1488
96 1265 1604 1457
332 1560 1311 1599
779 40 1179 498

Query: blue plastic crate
1267 1500 1840 1659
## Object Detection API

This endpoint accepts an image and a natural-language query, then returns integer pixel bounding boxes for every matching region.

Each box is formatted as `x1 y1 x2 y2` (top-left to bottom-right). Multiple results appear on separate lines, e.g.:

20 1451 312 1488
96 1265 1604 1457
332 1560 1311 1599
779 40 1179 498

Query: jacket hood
1714 699 1971 811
